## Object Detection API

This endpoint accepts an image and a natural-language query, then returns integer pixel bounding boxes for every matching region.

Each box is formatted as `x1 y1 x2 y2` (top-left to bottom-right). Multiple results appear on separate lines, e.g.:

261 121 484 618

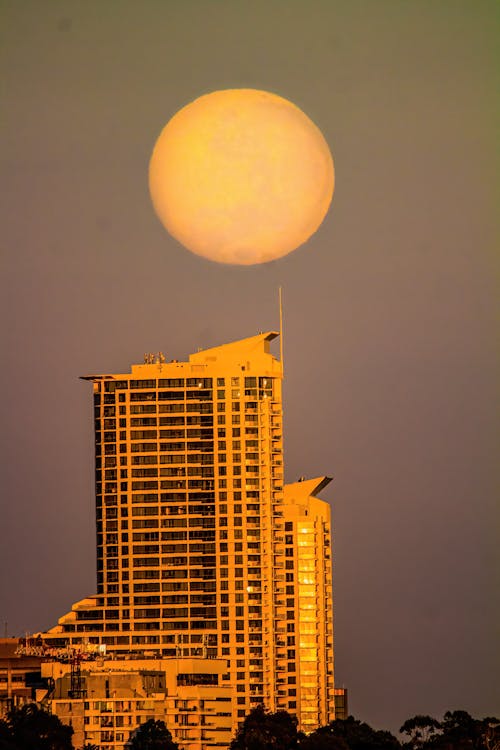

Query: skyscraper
283 478 335 731
42 332 338 732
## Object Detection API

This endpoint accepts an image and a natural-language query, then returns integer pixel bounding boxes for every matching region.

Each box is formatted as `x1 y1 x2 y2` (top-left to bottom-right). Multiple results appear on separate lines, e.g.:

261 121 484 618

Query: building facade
0 639 45 718
282 478 336 731
42 657 232 749
41 332 339 738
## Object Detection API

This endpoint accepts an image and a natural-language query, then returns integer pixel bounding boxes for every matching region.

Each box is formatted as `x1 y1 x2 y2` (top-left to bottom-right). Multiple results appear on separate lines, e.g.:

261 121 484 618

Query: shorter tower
282 478 335 731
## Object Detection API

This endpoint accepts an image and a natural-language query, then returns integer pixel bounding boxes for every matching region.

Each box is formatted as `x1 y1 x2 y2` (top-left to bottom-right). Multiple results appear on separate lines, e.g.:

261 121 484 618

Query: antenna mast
279 287 284 373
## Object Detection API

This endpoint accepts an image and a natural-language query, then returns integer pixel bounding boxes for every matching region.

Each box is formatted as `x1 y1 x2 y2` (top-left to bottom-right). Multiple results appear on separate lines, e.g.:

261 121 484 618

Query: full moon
149 89 334 265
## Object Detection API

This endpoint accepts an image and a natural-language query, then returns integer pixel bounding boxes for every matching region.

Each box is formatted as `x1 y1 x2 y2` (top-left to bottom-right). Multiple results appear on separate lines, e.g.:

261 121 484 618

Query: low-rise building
333 687 348 720
0 638 45 717
41 656 233 749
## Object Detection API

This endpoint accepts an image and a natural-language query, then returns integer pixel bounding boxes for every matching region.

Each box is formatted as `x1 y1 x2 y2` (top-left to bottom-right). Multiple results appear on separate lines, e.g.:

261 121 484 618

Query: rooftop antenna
279 286 284 373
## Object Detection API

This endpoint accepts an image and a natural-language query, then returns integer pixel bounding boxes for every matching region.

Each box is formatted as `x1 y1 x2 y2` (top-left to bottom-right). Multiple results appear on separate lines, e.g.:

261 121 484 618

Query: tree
305 716 401 750
230 704 300 750
127 719 179 750
399 715 441 748
0 703 73 750
397 711 500 750
0 718 18 750
299 729 349 750
442 710 482 747
429 711 500 750
482 718 500 750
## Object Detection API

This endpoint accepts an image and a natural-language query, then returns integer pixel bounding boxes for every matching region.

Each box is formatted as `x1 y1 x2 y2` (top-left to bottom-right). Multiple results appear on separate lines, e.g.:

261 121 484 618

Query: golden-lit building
42 657 232 750
0 638 44 717
41 332 340 737
282 478 335 731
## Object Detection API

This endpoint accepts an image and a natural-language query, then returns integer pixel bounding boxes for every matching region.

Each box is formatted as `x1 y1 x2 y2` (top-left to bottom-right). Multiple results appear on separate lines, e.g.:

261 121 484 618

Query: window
159 378 184 388
177 672 217 686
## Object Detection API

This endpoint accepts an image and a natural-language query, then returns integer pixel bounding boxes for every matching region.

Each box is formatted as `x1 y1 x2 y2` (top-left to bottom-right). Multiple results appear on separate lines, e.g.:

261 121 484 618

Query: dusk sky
1 0 498 733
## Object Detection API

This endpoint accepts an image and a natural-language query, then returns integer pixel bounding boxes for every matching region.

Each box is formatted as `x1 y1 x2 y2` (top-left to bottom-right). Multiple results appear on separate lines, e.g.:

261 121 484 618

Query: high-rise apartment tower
43 333 337 731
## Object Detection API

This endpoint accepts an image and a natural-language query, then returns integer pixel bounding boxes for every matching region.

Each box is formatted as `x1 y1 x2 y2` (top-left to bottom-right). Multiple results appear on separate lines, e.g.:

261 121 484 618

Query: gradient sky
1 0 498 733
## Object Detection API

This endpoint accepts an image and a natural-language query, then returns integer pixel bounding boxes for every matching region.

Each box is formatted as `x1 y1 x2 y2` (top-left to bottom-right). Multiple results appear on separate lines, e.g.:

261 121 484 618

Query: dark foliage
0 703 73 750
400 711 500 750
230 704 300 750
432 711 499 750
304 716 401 750
229 708 500 750
0 719 17 750
299 728 350 750
399 715 441 747
126 718 179 750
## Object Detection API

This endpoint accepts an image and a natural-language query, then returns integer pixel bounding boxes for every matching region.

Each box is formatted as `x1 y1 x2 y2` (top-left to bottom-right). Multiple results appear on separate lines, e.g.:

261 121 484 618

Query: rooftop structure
0 638 45 718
